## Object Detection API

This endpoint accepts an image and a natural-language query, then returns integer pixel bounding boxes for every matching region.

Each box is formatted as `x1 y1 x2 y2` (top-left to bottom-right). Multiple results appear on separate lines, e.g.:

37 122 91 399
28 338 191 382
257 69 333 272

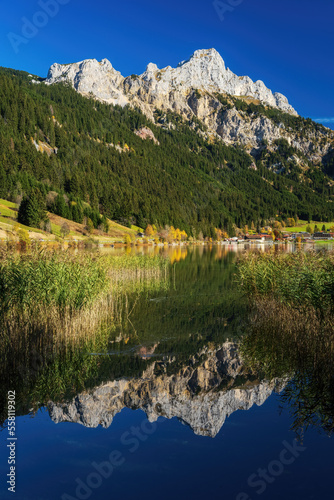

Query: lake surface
0 244 333 500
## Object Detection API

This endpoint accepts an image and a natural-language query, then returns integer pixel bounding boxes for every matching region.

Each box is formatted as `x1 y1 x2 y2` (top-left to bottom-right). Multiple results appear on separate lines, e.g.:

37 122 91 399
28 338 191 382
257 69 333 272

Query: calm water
0 244 333 500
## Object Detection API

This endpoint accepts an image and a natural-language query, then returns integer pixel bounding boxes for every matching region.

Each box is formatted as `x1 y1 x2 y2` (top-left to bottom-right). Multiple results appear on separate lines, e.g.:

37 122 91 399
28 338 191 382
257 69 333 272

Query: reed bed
0 250 106 315
237 250 334 435
237 250 334 317
0 249 169 341
106 254 169 292
0 249 170 423
237 249 334 368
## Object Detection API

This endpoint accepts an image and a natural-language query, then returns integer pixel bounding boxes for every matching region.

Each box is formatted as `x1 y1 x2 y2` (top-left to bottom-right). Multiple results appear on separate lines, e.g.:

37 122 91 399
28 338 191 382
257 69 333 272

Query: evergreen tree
52 194 69 218
18 188 47 228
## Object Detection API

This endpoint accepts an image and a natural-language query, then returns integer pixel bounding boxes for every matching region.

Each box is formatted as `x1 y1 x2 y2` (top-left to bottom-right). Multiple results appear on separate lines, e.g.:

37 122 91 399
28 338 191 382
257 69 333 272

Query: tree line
1 67 334 237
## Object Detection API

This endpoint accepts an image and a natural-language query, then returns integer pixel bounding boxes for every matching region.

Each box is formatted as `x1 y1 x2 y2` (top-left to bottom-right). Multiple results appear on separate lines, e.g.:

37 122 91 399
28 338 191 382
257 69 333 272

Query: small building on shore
313 232 334 240
245 234 272 242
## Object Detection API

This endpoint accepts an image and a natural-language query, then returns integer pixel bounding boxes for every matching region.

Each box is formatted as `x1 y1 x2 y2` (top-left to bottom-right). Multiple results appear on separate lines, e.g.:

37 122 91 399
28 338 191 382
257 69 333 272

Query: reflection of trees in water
280 367 334 437
0 246 247 426
241 298 334 436
0 273 169 427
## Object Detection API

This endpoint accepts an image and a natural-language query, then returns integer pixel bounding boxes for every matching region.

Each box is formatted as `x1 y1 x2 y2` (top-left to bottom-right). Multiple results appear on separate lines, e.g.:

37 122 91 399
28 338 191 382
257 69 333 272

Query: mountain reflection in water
1 244 334 500
1 244 332 439
49 341 284 437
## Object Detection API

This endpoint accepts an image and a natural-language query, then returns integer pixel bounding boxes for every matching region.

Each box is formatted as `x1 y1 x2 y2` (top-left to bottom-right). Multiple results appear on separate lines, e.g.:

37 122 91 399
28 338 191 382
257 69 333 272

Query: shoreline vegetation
0 248 169 424
0 249 169 339
2 197 334 248
237 250 334 316
237 250 334 435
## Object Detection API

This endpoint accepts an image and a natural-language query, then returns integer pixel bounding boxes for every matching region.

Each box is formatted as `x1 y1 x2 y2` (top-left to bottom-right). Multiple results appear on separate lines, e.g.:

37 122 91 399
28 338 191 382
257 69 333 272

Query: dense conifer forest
0 67 333 236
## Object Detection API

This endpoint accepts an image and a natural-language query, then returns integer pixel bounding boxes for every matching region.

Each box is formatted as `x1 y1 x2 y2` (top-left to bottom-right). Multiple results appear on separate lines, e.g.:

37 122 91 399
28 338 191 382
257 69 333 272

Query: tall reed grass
0 250 106 315
0 249 169 340
237 250 334 316
0 249 169 424
238 250 334 435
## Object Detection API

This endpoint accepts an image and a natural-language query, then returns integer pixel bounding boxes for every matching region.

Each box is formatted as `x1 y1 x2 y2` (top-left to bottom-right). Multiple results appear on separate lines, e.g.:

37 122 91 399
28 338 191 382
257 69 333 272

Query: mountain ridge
46 48 297 115
44 49 334 168
1 64 334 236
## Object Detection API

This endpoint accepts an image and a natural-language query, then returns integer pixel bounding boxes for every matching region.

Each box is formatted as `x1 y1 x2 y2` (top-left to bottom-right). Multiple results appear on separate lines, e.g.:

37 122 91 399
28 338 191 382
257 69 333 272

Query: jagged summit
43 49 307 154
178 48 225 68
46 57 128 106
46 48 297 115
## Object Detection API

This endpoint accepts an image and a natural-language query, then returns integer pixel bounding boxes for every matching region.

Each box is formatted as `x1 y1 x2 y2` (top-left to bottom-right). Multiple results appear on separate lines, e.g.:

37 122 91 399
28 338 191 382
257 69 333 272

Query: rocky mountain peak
180 48 226 68
43 49 319 156
145 62 159 74
46 48 296 114
46 57 127 106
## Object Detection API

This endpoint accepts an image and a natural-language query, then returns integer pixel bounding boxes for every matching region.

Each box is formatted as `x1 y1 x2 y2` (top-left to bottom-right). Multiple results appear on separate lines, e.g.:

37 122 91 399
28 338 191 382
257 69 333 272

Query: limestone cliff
45 49 334 165
47 49 296 114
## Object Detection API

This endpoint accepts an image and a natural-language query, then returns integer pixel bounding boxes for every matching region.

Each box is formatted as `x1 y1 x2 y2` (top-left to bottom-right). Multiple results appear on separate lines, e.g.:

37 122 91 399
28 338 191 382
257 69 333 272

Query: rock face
48 342 284 437
134 127 160 145
45 49 334 164
46 49 296 115
126 49 296 114
47 58 128 106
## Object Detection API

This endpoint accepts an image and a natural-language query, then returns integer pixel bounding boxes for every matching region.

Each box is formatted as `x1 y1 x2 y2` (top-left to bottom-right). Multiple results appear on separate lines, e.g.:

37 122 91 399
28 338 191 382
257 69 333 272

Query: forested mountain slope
0 66 334 236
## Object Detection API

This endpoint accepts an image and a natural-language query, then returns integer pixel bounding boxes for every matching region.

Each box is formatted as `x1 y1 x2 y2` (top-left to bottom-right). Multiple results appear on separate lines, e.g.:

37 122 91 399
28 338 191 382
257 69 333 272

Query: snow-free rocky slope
46 49 334 163
47 48 296 113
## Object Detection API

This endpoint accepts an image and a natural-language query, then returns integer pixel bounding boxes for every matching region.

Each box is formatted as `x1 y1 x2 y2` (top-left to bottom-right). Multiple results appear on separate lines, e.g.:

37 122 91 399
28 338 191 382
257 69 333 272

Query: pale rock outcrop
45 49 297 116
47 58 128 106
134 127 159 145
45 49 334 163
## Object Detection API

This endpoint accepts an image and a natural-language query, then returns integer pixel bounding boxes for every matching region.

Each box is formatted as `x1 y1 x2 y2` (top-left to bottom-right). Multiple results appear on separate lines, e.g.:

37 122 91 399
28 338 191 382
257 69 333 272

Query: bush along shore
237 250 334 436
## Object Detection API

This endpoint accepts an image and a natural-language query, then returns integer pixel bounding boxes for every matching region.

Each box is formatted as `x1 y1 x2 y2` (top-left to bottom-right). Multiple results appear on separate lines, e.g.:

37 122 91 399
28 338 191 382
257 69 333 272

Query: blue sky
0 0 333 127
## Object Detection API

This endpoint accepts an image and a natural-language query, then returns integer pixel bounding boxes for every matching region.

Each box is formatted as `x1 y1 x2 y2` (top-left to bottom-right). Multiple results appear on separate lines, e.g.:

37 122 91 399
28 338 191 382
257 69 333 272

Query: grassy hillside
283 221 334 233
0 198 138 243
1 67 334 236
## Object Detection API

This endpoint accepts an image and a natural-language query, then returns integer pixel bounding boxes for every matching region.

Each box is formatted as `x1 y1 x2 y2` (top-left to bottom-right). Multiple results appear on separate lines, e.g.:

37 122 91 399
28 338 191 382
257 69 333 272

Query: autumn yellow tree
124 234 132 245
169 226 176 241
86 218 94 235
215 228 223 241
145 224 154 237
18 229 31 250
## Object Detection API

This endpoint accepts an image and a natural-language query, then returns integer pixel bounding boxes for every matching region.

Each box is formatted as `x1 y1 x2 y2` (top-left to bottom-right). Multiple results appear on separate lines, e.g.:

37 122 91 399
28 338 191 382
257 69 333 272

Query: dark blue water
0 246 333 500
